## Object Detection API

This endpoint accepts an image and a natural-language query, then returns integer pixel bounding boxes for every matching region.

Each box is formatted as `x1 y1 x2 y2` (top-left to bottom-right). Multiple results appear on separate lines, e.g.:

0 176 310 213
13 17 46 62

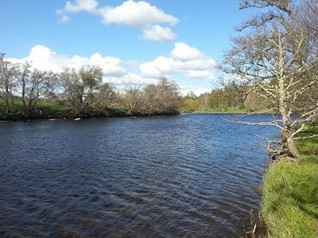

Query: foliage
181 92 199 112
181 80 272 113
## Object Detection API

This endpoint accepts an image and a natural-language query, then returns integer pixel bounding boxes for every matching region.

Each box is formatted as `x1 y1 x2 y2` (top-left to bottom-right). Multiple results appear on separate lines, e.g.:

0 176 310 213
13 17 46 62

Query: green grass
0 98 72 120
297 140 318 155
261 156 318 238
296 127 318 155
204 107 248 113
187 106 249 114
188 107 276 114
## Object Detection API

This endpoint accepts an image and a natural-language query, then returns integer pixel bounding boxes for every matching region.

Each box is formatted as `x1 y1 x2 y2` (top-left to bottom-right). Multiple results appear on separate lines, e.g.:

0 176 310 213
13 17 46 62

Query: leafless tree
59 65 103 116
120 78 181 116
94 83 118 114
17 62 57 114
121 84 145 115
143 77 182 115
0 53 17 114
223 0 318 158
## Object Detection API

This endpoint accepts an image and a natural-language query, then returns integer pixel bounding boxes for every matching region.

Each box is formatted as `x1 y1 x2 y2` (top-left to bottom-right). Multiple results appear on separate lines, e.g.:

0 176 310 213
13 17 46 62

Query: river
0 113 277 237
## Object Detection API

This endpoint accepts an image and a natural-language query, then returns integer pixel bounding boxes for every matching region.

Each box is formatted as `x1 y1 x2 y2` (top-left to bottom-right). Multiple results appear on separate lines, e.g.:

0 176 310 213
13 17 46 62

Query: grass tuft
261 157 318 238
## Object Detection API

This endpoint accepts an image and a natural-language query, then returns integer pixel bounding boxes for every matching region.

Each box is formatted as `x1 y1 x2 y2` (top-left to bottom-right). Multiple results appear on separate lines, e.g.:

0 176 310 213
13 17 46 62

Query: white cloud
98 0 178 27
57 13 70 23
142 25 176 41
57 0 178 41
139 42 217 79
179 85 211 96
8 44 216 95
57 0 99 22
9 45 127 79
185 70 212 79
170 42 204 61
106 73 157 87
13 45 68 72
7 45 158 89
64 0 99 13
139 61 162 78
88 53 126 77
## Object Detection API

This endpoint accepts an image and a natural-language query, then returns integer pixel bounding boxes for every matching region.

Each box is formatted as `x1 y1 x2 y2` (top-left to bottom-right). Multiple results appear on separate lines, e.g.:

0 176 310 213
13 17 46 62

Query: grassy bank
0 98 180 121
261 128 318 238
181 107 275 114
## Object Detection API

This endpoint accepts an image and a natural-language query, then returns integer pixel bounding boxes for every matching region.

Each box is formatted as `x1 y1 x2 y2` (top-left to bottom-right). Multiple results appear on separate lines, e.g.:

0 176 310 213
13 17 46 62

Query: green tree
183 92 199 112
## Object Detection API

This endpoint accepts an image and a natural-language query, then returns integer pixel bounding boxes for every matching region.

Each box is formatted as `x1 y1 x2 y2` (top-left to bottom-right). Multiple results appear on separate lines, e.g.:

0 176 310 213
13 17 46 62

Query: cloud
64 0 99 13
98 0 178 27
88 53 127 77
105 73 157 87
142 25 176 41
139 42 217 79
57 0 178 41
179 85 212 96
57 0 99 22
8 44 216 94
8 45 127 79
170 42 204 61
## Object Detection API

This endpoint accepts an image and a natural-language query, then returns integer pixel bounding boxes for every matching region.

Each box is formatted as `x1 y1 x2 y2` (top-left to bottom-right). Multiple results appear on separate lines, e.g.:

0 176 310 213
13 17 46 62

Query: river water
0 114 277 237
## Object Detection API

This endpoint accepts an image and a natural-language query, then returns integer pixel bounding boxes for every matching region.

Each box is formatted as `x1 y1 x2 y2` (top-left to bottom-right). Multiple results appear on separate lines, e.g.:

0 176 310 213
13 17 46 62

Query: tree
223 0 318 158
94 83 118 115
143 77 182 115
59 65 103 116
17 62 57 115
120 84 145 115
196 93 210 111
120 78 182 116
183 92 199 112
0 53 17 115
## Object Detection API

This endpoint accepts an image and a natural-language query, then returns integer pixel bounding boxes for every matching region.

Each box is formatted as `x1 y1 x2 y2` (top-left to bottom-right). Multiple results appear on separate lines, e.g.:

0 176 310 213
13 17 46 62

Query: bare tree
17 62 57 115
143 77 182 115
121 84 145 115
119 78 181 116
223 0 318 158
94 83 118 114
0 53 17 115
59 65 103 116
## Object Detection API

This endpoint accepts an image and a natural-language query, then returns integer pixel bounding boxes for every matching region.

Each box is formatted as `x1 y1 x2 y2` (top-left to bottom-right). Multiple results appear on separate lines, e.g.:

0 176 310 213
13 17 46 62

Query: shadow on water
0 114 278 237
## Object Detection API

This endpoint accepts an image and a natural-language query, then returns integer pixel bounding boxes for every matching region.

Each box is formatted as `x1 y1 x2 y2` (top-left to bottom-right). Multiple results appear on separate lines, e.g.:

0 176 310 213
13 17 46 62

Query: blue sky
1 0 254 95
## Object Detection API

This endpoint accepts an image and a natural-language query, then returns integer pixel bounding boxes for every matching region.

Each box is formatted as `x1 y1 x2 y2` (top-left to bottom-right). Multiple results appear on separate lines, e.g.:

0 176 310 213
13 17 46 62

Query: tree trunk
281 128 300 158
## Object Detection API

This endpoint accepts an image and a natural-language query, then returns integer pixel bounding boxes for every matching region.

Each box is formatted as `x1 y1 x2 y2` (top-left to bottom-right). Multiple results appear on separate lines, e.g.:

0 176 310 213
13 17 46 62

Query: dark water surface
0 114 277 237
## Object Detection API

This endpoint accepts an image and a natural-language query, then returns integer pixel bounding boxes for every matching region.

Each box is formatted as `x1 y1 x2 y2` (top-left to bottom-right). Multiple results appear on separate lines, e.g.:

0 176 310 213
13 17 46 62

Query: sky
0 0 255 95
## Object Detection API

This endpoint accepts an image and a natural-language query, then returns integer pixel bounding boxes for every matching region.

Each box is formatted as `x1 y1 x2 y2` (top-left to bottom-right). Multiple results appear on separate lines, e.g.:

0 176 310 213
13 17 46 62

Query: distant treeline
182 81 268 113
0 56 182 120
182 80 316 113
1 56 316 121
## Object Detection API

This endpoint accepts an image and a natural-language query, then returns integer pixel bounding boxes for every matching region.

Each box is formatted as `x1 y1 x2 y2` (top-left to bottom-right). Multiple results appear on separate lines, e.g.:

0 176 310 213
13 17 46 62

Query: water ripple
0 114 277 237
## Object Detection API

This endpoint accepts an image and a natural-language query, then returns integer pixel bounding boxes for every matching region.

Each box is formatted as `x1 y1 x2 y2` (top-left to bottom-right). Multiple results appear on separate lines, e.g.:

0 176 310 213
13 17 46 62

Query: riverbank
181 107 276 114
0 100 180 122
261 127 318 237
